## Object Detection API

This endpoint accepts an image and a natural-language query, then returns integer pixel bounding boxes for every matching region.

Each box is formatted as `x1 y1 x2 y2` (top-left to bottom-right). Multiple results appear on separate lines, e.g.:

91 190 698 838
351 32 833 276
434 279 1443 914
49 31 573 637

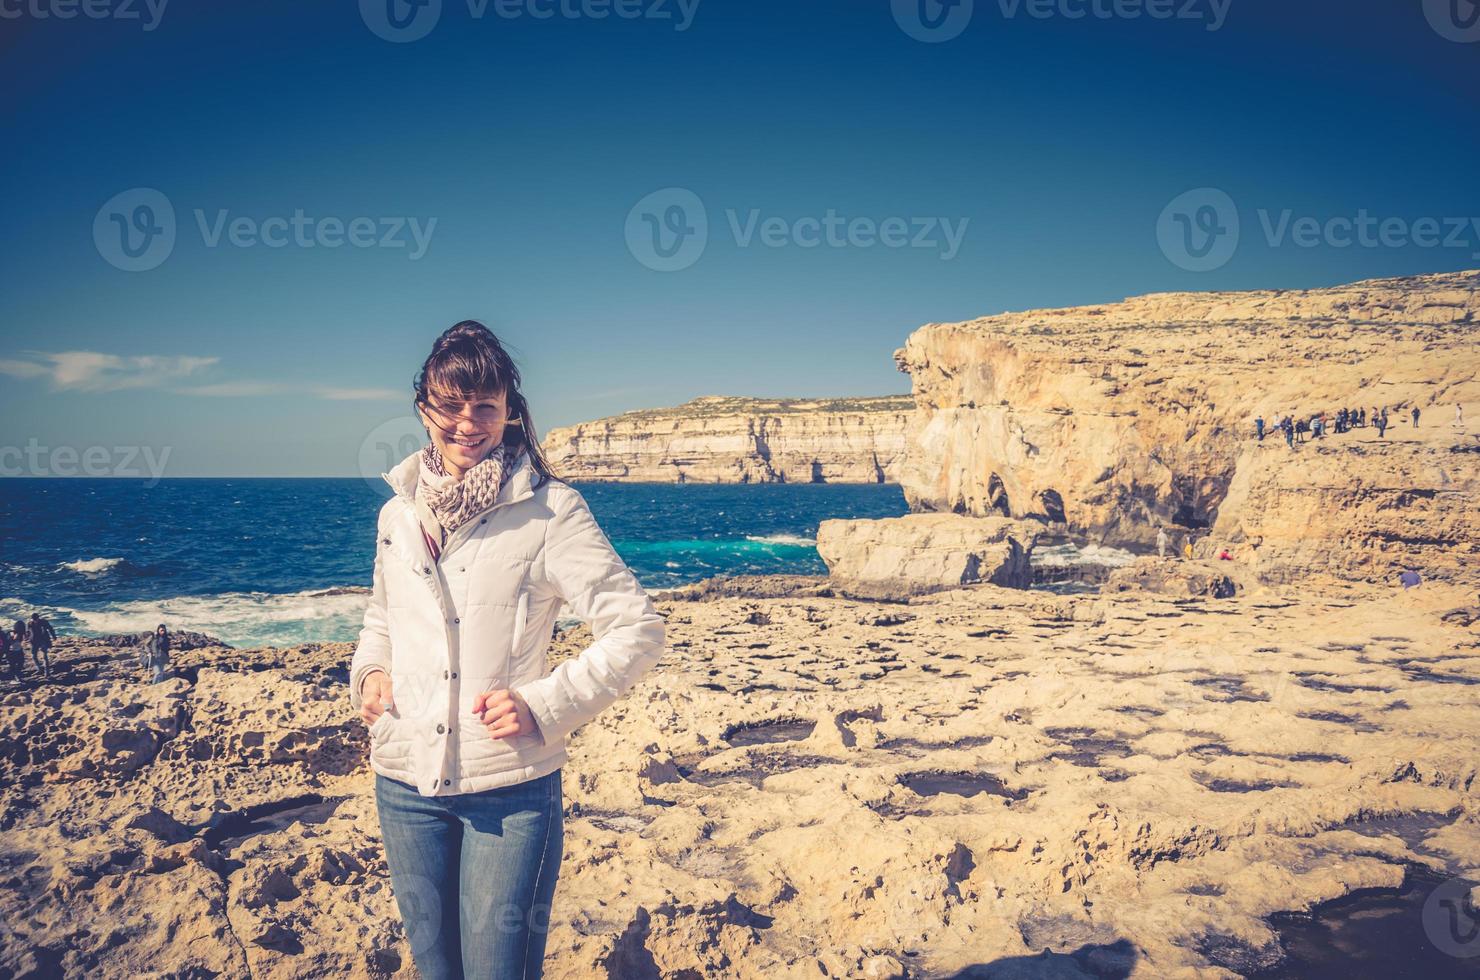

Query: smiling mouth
448 434 486 449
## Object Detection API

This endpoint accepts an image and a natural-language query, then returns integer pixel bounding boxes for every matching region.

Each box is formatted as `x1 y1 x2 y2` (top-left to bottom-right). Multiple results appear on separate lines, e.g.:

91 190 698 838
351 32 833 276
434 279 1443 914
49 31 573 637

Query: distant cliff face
540 395 913 483
892 270 1480 584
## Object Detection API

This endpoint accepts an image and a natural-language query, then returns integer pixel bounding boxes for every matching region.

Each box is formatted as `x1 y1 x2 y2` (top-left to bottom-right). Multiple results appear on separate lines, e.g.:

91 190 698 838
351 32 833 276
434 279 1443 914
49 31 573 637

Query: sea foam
59 557 127 575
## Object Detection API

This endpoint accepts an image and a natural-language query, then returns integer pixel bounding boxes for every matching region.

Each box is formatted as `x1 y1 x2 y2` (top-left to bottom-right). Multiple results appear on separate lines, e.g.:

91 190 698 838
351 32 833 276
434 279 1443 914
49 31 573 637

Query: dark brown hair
414 320 560 486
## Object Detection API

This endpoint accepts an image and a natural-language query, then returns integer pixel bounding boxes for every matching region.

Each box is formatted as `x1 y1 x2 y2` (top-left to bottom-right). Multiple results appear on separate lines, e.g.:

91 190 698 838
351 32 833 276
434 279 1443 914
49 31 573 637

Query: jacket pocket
458 712 537 760
509 592 530 676
368 708 397 743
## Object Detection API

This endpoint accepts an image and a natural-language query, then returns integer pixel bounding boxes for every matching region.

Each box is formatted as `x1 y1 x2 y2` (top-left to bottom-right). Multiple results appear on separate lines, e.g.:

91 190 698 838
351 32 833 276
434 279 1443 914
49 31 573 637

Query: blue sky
2 0 1477 476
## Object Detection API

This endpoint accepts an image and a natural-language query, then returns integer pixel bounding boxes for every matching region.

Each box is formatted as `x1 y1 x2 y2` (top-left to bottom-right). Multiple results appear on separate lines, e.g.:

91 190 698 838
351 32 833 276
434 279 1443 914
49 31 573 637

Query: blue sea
0 478 910 647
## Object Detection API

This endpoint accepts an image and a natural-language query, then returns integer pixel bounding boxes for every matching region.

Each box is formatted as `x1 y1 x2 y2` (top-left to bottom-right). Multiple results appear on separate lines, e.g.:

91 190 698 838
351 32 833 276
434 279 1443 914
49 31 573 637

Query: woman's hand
359 670 394 726
472 688 540 742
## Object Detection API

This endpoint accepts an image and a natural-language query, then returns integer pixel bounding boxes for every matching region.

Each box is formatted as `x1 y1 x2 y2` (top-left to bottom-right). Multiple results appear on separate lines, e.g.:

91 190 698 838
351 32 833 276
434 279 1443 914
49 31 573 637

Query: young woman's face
418 386 512 475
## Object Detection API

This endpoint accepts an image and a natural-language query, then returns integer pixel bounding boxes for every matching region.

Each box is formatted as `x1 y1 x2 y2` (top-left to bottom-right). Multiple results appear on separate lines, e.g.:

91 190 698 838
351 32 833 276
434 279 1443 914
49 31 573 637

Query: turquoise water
0 478 907 647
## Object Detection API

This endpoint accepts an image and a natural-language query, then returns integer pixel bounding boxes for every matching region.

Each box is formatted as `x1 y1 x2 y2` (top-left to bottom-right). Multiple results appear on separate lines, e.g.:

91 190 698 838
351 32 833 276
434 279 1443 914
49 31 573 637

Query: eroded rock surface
2 579 1478 978
816 513 1040 599
892 270 1480 586
541 395 913 484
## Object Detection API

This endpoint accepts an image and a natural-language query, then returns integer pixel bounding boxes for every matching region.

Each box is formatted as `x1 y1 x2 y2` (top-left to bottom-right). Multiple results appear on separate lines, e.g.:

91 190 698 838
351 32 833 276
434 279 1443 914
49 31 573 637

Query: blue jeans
374 769 563 980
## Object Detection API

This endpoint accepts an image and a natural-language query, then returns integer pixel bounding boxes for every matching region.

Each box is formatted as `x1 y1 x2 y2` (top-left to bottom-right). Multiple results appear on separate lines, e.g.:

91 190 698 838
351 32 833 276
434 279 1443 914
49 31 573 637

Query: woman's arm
349 523 394 714
514 486 666 747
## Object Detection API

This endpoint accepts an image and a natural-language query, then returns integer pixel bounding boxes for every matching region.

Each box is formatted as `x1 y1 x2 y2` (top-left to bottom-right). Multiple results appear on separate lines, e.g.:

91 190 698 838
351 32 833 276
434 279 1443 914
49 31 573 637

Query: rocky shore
892 269 1479 586
3 270 1475 978
3 572 1478 978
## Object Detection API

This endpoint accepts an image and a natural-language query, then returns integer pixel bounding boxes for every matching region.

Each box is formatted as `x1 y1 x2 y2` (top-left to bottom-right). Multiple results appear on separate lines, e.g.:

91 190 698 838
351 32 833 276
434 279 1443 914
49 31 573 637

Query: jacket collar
382 443 539 507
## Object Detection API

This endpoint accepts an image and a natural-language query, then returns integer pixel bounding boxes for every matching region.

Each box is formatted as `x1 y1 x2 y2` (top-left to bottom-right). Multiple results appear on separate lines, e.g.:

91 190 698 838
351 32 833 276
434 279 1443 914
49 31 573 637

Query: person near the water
1255 416 1265 441
27 613 56 679
1156 526 1169 558
0 626 18 681
1411 405 1420 427
351 320 665 979
143 623 171 684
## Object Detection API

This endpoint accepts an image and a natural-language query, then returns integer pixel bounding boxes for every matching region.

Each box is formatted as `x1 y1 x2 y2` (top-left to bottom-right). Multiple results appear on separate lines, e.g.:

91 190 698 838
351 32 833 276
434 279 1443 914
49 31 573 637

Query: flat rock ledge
1 578 1478 978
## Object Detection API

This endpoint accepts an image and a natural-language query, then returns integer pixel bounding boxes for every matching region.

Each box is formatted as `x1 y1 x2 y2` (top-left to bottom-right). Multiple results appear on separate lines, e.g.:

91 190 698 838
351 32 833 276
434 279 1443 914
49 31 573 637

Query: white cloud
2 350 218 391
0 358 48 379
180 381 402 401
316 386 404 401
177 381 287 397
3 351 401 401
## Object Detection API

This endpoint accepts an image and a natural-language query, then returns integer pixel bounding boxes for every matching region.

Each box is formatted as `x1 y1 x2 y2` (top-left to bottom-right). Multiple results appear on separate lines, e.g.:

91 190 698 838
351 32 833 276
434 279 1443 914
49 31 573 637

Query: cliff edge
892 269 1480 585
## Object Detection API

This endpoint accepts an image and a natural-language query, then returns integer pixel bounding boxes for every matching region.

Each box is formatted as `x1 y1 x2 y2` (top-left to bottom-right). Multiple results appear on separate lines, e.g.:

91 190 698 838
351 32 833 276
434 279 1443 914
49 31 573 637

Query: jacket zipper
380 477 538 790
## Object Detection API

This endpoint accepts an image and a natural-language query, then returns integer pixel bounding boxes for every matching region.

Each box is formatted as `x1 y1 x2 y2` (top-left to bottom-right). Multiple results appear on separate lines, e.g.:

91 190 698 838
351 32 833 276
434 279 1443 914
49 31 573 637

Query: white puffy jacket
348 446 666 797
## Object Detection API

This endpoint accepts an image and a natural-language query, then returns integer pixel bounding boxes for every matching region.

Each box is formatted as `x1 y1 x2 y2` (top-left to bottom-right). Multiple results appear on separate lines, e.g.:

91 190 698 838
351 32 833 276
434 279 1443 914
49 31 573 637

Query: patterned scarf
415 441 521 556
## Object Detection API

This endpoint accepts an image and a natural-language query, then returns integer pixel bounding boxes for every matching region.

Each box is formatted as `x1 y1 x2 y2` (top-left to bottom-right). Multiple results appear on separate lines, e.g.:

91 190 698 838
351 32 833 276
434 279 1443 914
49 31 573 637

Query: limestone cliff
892 270 1480 585
541 395 912 483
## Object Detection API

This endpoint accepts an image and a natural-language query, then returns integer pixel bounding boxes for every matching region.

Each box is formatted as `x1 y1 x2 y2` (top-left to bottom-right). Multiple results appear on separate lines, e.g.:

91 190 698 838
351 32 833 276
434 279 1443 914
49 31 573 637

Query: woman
144 623 170 683
349 321 665 980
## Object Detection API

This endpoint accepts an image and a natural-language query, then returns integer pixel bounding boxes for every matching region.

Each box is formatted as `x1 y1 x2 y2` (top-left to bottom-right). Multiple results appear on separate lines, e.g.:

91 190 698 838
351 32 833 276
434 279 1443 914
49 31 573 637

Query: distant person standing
1283 416 1295 449
9 622 26 678
1183 535 1194 560
1411 405 1420 427
0 626 19 680
1157 526 1169 558
1376 410 1388 438
28 613 56 679
1255 416 1265 441
1455 404 1465 430
144 623 171 684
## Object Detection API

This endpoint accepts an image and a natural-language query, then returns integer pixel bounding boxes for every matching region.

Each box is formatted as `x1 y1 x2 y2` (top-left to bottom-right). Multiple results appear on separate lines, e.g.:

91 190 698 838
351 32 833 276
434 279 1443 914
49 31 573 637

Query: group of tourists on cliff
0 615 174 685
1254 402 1465 449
